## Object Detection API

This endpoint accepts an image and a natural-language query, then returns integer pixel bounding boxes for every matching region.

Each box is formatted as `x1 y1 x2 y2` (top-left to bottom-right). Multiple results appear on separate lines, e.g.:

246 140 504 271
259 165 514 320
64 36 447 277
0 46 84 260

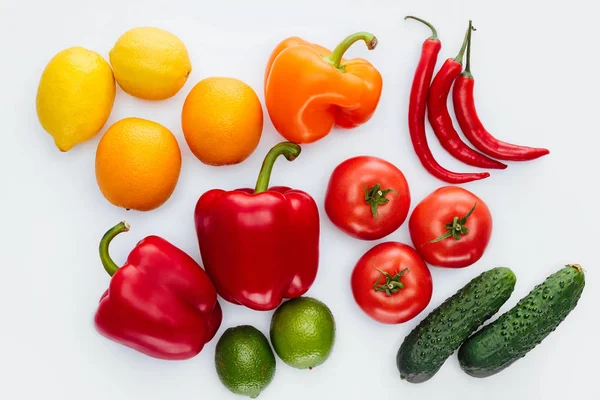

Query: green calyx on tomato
409 186 491 269
364 183 397 219
352 242 432 324
425 202 477 244
325 156 410 241
373 267 410 296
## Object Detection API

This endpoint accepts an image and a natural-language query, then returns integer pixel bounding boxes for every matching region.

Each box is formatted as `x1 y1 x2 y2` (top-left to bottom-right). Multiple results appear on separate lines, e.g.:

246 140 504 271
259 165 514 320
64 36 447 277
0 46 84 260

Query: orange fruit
95 117 181 211
181 77 263 166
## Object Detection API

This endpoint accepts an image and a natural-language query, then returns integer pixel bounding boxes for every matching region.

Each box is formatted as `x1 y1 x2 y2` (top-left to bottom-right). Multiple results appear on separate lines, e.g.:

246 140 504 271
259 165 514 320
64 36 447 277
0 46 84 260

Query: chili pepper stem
323 32 378 71
404 16 438 40
254 142 302 194
99 221 130 277
454 20 472 65
461 20 474 78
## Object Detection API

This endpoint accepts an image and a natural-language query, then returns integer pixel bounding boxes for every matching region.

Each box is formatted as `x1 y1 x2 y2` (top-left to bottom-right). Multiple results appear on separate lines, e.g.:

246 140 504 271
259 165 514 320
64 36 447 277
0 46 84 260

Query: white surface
1 0 599 399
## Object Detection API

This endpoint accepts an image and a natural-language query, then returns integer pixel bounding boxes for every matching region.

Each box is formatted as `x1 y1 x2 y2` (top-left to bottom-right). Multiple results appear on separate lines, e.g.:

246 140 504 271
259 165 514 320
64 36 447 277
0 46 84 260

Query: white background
1 0 599 399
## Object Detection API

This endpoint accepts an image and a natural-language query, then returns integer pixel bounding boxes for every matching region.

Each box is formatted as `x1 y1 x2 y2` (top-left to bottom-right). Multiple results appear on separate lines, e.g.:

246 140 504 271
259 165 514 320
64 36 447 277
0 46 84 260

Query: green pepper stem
323 32 378 71
254 142 302 194
462 20 474 78
454 20 472 65
405 16 438 40
99 221 130 277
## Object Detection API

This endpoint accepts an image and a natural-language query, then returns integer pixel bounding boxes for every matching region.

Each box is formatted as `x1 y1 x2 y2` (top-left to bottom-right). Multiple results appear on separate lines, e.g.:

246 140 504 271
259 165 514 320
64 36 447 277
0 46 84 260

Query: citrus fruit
109 27 191 100
215 325 276 399
36 47 116 152
95 117 181 211
269 297 336 369
181 77 263 166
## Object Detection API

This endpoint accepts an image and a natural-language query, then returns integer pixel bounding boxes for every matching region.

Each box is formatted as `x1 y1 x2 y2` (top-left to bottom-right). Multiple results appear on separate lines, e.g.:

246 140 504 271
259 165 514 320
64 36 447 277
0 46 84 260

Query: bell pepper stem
254 142 302 194
323 32 378 71
99 221 130 277
454 20 472 65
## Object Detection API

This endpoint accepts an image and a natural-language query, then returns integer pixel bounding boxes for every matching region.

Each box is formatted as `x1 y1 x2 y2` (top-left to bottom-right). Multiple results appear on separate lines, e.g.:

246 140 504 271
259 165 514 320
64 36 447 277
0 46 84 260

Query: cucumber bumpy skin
397 267 516 383
458 264 585 378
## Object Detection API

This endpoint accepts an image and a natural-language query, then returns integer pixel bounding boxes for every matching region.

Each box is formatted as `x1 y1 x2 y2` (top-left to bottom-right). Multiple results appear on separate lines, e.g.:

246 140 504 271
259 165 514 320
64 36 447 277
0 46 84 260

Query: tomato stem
373 268 410 296
364 183 397 219
424 202 477 245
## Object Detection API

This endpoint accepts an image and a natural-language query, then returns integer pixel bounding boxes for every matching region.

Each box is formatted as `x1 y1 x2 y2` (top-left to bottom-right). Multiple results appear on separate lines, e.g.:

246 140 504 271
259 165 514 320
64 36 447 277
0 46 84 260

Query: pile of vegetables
36 12 583 398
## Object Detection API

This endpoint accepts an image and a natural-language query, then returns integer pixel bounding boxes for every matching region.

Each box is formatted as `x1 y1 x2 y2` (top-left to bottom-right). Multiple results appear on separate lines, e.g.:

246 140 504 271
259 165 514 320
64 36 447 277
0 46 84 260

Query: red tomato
351 242 432 324
409 186 492 268
325 156 410 240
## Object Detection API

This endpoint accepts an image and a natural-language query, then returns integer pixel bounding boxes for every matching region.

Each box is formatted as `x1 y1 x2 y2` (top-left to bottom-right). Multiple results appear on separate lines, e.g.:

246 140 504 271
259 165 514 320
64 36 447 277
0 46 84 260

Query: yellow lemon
36 47 116 152
109 27 192 100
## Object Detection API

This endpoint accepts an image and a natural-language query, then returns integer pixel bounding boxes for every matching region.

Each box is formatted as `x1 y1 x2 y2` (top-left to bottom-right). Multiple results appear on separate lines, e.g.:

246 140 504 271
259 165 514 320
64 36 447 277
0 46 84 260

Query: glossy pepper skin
94 222 222 360
427 21 506 170
195 142 319 311
452 25 550 161
264 32 383 144
405 16 489 184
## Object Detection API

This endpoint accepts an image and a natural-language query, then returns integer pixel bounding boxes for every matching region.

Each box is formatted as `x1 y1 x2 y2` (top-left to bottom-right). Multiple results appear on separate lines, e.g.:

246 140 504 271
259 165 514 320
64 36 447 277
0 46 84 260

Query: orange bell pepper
264 32 383 144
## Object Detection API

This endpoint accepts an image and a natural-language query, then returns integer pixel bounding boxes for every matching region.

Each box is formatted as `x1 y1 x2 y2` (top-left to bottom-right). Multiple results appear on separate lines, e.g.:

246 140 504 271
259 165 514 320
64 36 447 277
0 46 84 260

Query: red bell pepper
94 222 222 360
194 142 320 311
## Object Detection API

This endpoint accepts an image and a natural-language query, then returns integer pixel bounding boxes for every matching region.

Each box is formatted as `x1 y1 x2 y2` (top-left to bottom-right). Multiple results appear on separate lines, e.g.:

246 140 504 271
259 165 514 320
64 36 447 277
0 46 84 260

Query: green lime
269 297 336 369
215 325 276 398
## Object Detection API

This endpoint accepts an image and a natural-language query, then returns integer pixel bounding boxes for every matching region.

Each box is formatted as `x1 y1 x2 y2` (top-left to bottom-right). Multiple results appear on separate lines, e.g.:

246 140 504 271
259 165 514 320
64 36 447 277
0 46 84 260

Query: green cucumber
397 267 516 383
458 264 585 378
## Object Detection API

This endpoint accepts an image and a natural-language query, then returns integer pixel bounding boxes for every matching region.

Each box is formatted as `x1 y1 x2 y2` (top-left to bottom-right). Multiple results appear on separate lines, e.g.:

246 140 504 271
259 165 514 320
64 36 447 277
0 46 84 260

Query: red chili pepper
194 142 319 311
405 16 490 184
427 21 506 170
452 25 550 161
94 222 222 360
